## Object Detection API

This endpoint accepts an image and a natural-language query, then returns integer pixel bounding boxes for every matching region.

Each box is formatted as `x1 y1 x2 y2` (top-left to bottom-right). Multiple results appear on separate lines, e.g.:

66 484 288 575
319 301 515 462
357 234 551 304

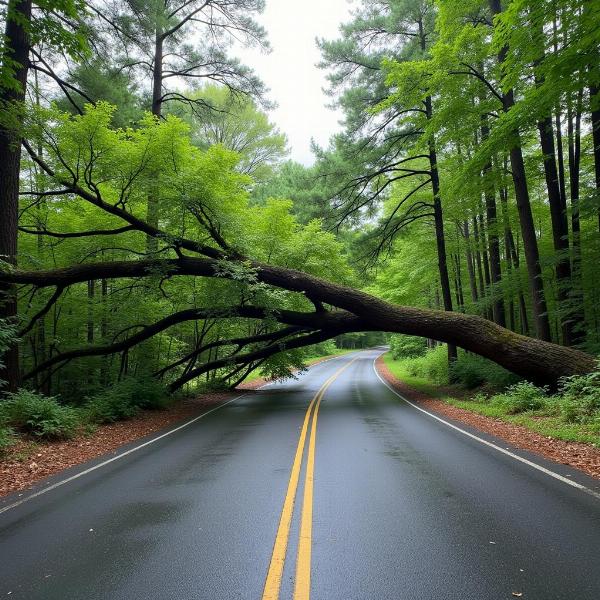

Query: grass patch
446 397 600 445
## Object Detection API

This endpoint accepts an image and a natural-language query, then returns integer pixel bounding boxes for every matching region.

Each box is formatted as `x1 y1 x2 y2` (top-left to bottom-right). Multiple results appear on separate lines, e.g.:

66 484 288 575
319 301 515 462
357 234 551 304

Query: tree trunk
0 0 32 391
480 107 505 326
499 185 530 336
87 280 95 344
4 256 595 388
473 215 486 305
146 28 164 253
463 221 478 304
590 81 600 233
489 0 552 342
419 17 456 364
538 113 575 344
567 91 585 344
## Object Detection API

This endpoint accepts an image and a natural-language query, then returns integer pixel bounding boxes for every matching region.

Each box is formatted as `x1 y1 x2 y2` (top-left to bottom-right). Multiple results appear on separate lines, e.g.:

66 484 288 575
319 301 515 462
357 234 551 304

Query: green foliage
389 334 427 360
558 368 600 424
84 376 170 424
304 340 337 358
449 353 520 390
0 425 15 456
0 390 81 439
395 345 449 385
171 84 288 182
489 382 548 415
1 0 88 93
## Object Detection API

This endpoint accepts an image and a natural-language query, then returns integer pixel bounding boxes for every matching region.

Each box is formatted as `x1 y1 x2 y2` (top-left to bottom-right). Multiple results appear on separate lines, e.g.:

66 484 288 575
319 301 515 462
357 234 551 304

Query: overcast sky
239 0 352 165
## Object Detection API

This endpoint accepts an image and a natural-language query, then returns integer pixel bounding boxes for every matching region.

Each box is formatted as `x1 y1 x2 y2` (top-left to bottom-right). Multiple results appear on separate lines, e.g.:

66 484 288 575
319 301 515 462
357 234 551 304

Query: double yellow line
262 357 358 600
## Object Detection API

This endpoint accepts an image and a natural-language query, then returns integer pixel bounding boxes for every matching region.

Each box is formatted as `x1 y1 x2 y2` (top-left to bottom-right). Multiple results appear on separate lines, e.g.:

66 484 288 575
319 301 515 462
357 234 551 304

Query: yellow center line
262 394 318 600
262 357 359 600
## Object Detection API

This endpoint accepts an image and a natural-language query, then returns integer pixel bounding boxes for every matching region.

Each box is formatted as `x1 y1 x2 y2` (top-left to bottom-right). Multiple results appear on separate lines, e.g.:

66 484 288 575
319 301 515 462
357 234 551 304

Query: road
1 349 600 599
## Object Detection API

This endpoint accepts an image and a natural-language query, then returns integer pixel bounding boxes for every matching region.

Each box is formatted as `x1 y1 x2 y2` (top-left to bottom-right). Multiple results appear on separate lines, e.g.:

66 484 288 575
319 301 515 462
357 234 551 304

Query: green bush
0 425 15 456
305 340 337 357
450 352 520 390
84 376 170 424
399 345 449 384
490 382 547 414
557 368 600 423
0 389 81 439
0 317 18 391
389 334 427 360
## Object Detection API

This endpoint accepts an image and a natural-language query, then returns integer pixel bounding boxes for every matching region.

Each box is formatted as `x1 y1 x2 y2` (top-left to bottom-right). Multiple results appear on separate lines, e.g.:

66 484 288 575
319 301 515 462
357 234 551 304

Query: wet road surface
1 349 600 599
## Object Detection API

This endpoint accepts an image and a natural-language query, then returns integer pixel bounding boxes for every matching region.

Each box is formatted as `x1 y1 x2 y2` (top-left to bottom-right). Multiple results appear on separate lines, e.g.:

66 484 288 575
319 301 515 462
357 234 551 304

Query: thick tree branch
3 255 595 385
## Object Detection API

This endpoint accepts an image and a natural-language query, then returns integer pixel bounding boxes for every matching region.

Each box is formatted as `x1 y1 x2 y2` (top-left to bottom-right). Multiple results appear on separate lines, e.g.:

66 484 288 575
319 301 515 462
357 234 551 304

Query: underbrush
391 344 449 385
449 353 519 390
0 390 81 440
0 376 172 452
385 342 517 390
83 376 170 424
0 425 15 456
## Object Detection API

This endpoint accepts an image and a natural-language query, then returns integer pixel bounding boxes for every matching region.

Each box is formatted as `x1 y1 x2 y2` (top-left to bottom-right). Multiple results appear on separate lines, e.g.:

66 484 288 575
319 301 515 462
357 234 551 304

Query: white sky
239 0 352 165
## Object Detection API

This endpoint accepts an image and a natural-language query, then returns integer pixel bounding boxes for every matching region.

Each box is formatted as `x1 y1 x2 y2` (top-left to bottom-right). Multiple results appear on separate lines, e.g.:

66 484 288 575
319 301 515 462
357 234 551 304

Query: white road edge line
372 355 600 502
0 352 354 516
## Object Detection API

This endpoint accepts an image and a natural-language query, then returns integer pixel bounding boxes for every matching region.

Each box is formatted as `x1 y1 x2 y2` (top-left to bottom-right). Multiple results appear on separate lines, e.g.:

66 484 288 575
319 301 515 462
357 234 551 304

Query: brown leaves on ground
0 393 233 498
376 355 600 481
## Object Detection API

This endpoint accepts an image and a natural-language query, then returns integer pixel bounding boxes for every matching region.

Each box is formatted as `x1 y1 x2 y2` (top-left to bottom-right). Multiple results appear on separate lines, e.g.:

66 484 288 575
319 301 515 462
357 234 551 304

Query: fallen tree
0 110 595 392
1 254 595 387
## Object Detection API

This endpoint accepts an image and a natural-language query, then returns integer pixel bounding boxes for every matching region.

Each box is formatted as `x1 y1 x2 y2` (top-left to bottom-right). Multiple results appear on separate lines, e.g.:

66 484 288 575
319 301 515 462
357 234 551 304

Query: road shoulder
375 354 600 482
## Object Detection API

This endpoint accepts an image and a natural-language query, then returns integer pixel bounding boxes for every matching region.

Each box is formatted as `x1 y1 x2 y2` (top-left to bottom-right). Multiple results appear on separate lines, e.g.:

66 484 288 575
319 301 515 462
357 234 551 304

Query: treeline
0 0 598 409
309 0 600 358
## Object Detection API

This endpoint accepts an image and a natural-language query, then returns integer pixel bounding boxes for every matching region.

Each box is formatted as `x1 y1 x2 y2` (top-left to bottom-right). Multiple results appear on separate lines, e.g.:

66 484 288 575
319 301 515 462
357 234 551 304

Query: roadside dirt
0 392 233 498
376 355 600 481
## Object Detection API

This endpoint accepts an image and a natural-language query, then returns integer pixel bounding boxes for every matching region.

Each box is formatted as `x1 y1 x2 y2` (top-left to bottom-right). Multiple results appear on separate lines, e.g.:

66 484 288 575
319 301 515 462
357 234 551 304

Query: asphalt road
1 349 600 600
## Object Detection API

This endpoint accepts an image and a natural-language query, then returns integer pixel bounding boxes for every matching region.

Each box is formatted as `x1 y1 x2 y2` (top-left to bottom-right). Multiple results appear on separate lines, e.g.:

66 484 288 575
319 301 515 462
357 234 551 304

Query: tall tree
91 0 268 249
0 0 85 389
319 0 458 363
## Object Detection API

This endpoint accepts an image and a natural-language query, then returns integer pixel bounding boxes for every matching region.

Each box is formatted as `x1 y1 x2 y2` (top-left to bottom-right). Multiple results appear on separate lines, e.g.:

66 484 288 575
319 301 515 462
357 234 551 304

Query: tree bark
499 185 530 336
418 16 457 364
0 0 32 391
538 114 575 344
589 82 600 233
2 256 594 387
566 91 585 344
146 27 164 253
426 99 457 363
463 221 479 304
480 107 505 326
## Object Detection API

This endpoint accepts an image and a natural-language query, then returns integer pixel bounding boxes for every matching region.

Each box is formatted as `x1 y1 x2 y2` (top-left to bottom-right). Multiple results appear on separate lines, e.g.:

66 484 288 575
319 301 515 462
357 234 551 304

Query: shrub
0 389 80 439
450 352 520 390
0 426 15 456
305 340 337 357
400 345 449 384
557 368 600 423
490 382 547 414
84 376 170 424
84 389 139 424
389 334 427 360
0 318 18 391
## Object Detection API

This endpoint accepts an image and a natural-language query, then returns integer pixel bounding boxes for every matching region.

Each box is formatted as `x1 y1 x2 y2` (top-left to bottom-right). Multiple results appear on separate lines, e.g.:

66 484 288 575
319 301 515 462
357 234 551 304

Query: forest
0 0 599 443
